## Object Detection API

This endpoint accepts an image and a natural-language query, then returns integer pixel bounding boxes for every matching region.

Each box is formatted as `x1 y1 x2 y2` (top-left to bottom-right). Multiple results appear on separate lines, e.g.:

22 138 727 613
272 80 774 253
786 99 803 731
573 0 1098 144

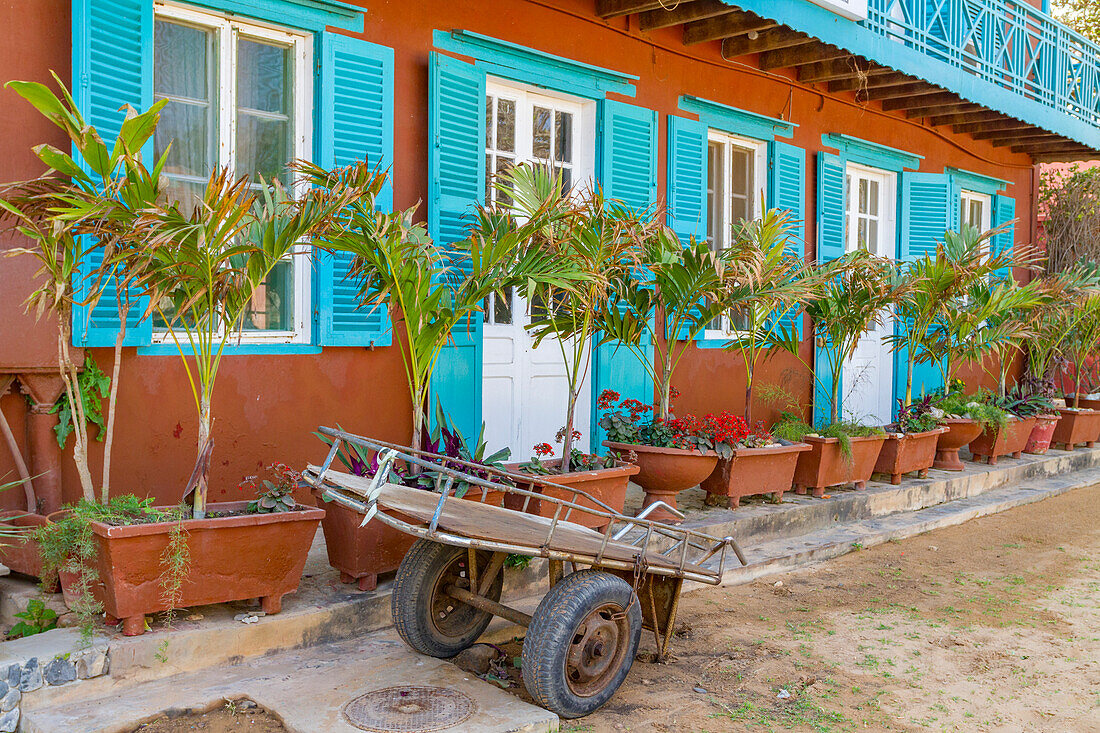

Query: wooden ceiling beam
1012 140 1092 154
759 42 849 69
865 82 944 101
638 0 725 30
973 127 1053 141
683 11 776 45
990 134 1061 148
798 58 890 83
906 102 983 119
1033 151 1100 163
829 71 912 93
952 119 1034 135
597 0 693 19
927 110 1005 126
721 28 810 58
882 92 964 111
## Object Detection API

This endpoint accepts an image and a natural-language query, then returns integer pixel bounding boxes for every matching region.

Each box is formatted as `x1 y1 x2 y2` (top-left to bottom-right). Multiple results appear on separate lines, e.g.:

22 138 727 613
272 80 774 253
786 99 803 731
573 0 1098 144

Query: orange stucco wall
0 0 1039 508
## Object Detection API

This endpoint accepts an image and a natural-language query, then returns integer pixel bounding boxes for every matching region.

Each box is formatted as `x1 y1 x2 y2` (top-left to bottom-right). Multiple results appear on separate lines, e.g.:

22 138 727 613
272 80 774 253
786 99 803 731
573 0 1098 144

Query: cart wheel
392 539 503 658
522 570 641 719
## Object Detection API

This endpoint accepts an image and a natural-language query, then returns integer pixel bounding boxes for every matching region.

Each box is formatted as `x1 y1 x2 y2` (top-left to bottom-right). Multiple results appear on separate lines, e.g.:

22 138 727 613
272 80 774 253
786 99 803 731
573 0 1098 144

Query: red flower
533 442 554 457
554 426 583 443
670 386 681 399
597 389 621 410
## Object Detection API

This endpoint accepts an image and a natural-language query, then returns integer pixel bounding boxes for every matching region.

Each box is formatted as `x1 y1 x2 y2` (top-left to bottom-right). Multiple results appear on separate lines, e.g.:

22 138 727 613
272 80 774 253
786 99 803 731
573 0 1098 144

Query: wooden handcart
303 427 747 719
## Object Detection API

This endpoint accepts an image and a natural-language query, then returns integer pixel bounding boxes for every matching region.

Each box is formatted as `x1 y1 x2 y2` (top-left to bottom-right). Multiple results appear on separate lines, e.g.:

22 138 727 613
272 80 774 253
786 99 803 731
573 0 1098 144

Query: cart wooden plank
313 468 705 573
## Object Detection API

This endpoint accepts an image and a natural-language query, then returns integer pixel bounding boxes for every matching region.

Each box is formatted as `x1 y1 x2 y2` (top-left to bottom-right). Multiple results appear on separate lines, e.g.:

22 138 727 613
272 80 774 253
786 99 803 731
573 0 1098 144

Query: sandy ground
131 701 287 732
489 483 1100 732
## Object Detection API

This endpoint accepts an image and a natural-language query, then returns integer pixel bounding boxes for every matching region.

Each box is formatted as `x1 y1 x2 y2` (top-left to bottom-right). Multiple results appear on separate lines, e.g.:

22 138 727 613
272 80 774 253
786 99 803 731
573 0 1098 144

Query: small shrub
9 598 57 638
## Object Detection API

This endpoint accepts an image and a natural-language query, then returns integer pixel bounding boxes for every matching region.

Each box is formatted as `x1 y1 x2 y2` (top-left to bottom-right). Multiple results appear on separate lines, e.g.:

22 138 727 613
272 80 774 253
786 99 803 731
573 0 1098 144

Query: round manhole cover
343 686 476 732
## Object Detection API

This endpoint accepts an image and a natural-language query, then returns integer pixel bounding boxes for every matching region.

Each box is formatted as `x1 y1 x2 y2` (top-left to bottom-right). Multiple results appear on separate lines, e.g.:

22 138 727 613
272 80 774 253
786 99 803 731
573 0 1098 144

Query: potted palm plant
305 162 584 586
594 225 738 520
1051 289 1100 450
776 249 897 497
698 210 818 507
493 165 642 522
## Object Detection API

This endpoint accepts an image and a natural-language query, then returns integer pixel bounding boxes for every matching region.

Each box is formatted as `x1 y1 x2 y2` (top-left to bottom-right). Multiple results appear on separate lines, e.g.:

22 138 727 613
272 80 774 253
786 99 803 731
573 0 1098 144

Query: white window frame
152 2 313 345
844 163 896 258
704 130 767 340
483 78 596 325
960 189 992 231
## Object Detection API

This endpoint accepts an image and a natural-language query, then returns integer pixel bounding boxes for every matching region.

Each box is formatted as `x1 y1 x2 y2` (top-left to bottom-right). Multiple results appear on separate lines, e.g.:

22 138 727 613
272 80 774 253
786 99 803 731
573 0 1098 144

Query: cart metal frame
303 426 747 659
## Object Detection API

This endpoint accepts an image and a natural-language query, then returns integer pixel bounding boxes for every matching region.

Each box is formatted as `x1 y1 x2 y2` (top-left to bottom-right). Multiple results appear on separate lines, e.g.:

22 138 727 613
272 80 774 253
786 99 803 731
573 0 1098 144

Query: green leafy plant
50 356 110 449
243 464 301 514
308 162 582 459
9 598 58 638
770 412 883 461
935 390 1008 433
893 395 941 434
500 165 652 466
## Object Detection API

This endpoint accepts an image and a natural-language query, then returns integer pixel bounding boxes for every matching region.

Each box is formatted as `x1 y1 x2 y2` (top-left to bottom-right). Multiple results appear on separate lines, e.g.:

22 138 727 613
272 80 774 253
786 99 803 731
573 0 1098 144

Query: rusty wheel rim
428 553 479 640
565 602 629 697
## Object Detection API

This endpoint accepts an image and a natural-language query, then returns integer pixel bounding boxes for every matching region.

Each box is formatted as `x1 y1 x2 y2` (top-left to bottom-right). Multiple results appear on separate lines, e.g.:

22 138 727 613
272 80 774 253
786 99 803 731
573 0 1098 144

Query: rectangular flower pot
0 511 49 579
506 460 640 531
873 427 947 485
792 434 886 498
968 417 1036 465
1050 408 1100 450
314 489 416 592
700 442 811 507
89 501 323 636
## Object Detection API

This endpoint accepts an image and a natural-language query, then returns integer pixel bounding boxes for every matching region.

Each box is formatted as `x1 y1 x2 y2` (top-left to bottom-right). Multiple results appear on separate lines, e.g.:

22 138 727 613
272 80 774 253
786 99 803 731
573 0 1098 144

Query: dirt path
500 484 1100 732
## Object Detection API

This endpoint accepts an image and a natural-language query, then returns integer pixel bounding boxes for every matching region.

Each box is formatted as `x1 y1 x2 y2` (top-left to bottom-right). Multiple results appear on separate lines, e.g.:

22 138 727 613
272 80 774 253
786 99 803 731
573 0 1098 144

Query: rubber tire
392 539 503 658
522 570 642 719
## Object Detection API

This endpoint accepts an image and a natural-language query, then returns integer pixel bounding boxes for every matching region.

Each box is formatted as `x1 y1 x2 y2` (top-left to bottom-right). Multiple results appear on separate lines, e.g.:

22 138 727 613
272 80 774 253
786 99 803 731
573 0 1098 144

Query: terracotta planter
506 460 640 531
700 442 811 507
968 417 1037 465
604 441 719 523
933 418 984 471
1050 407 1100 450
315 489 417 592
0 511 50 579
1024 414 1061 455
88 501 323 636
791 434 886 498
873 427 948 485
1066 396 1100 410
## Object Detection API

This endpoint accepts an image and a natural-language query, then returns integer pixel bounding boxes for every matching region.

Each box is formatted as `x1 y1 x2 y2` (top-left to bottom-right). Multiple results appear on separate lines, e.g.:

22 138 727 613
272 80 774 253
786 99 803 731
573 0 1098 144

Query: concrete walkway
13 445 1100 732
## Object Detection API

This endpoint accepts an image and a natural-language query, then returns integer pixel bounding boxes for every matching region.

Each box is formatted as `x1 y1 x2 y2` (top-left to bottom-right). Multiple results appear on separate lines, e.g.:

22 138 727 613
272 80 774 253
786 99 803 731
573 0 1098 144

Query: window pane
495 156 514 206
154 19 216 208
960 200 968 227
857 218 869 250
730 146 752 225
970 200 983 228
485 95 494 148
532 106 551 160
858 178 870 215
866 217 878 253
236 38 292 186
496 98 515 153
556 166 572 195
241 260 294 331
867 179 880 216
494 289 512 324
555 111 572 163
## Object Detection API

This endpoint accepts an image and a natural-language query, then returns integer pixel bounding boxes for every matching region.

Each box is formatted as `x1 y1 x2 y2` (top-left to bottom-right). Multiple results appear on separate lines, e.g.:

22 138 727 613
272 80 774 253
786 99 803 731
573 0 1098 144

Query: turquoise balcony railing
730 0 1100 147
866 0 1099 128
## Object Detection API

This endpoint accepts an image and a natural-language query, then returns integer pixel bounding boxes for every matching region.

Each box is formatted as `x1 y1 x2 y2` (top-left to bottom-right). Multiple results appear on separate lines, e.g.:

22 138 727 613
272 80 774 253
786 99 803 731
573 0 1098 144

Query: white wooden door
481 80 595 459
842 164 895 425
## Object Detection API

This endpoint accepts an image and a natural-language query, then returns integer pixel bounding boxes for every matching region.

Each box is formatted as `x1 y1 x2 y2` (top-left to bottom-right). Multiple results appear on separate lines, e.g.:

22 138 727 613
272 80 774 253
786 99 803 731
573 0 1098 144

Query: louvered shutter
991 194 1016 281
316 32 394 347
71 0 153 347
593 100 657 443
767 140 805 340
813 152 847 426
895 172 951 410
666 115 707 242
426 52 486 440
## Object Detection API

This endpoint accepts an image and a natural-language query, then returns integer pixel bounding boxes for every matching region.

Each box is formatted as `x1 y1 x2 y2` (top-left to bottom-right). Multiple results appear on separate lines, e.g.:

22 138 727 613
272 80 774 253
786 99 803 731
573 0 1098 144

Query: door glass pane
153 19 217 208
236 37 292 187
532 106 551 160
555 111 572 163
496 98 515 152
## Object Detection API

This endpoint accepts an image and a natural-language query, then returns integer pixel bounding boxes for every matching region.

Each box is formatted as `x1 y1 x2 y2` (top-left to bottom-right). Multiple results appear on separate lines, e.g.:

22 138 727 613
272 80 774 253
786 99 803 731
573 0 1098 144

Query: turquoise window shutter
315 31 395 347
666 115 707 242
991 194 1016 281
71 0 153 348
895 172 952 410
427 52 486 440
593 100 657 444
813 151 846 426
767 140 806 340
